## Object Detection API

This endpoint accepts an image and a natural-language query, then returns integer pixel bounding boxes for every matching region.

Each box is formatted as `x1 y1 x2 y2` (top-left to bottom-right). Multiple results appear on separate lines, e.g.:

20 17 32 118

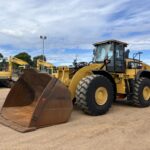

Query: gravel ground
0 88 150 150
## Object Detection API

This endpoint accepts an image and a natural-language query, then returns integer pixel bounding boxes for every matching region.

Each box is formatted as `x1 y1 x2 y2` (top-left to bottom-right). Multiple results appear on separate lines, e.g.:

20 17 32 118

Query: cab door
114 44 125 73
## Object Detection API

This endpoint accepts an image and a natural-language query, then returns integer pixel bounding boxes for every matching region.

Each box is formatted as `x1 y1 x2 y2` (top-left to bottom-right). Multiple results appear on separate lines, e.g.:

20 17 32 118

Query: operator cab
93 40 128 73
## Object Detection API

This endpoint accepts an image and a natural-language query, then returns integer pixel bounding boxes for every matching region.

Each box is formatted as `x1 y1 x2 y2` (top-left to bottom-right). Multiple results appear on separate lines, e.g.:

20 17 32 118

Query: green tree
33 55 46 67
15 52 33 65
0 53 4 70
0 53 3 58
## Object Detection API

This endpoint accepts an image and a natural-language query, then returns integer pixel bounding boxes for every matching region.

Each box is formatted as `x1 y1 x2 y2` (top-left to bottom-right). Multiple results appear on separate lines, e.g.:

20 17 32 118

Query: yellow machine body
0 57 28 87
36 59 54 74
37 59 53 69
55 64 103 99
55 59 150 100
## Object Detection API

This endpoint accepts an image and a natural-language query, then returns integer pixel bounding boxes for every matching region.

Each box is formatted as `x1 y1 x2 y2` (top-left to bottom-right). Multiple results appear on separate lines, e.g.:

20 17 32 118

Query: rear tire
76 75 114 115
132 77 150 107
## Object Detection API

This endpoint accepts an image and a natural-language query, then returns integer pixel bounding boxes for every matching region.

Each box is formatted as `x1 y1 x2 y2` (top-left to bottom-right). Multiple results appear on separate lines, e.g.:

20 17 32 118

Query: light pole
40 35 47 61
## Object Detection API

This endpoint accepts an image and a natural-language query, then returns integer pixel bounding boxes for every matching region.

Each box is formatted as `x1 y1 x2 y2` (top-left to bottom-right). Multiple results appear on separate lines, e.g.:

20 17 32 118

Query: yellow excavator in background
1 39 150 133
37 59 53 73
0 56 28 87
36 59 58 77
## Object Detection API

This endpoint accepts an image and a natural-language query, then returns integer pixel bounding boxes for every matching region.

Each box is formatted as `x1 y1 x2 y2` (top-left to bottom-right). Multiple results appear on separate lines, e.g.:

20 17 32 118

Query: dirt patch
0 88 150 150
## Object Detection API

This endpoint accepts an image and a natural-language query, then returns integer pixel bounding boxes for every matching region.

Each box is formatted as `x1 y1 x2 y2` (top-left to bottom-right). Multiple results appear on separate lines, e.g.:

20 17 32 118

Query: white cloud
0 0 149 65
0 29 23 37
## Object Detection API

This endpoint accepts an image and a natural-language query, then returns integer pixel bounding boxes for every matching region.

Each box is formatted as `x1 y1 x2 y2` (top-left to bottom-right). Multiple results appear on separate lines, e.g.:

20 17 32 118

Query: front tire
76 75 115 115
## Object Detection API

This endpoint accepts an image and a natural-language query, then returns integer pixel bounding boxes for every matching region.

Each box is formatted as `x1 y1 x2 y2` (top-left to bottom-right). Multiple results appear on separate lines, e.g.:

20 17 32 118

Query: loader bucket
0 69 73 132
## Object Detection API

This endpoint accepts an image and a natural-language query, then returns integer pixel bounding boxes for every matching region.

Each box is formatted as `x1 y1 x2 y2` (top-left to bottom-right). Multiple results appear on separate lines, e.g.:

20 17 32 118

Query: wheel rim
95 87 108 105
143 86 150 101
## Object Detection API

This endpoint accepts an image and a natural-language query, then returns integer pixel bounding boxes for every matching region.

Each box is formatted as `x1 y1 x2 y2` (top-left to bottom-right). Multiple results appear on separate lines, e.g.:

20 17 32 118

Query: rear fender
136 70 150 80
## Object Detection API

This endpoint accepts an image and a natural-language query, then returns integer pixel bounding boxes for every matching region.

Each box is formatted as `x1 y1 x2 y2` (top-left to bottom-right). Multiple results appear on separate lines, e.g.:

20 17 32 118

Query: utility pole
40 35 47 61
40 35 47 71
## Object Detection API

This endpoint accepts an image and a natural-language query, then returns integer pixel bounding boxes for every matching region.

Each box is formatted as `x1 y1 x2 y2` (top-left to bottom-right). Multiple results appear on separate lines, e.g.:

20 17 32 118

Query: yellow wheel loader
1 39 150 132
0 57 29 87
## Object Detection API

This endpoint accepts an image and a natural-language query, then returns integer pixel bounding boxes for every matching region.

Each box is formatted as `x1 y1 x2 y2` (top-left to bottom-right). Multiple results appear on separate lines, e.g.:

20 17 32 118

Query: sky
0 0 150 66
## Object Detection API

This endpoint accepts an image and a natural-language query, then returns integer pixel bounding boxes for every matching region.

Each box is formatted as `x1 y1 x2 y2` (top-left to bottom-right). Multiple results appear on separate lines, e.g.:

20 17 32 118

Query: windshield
94 44 113 62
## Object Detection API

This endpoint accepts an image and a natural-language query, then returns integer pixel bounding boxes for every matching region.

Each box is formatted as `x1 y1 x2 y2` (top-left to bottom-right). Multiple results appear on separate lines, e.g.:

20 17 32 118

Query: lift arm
10 57 28 65
8 57 29 73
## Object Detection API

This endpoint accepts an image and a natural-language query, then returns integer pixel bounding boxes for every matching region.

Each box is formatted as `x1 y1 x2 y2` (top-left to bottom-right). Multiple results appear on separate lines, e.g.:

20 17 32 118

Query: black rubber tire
1 80 15 88
75 75 114 115
132 77 150 107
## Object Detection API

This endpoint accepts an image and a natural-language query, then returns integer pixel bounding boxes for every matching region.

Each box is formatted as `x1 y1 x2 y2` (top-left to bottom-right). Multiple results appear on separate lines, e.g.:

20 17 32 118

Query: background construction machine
36 59 58 77
37 59 53 73
1 39 150 132
0 56 28 87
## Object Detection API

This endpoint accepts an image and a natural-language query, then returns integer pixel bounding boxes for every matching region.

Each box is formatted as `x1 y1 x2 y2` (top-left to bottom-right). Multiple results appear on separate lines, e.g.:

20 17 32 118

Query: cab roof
94 39 128 47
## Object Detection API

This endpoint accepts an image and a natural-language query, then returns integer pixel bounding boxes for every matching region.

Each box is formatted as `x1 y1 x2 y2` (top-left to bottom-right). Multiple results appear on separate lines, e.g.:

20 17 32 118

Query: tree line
0 52 46 67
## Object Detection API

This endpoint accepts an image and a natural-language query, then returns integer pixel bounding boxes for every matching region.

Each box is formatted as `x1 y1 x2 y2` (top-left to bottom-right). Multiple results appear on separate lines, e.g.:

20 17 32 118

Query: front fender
69 63 103 100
